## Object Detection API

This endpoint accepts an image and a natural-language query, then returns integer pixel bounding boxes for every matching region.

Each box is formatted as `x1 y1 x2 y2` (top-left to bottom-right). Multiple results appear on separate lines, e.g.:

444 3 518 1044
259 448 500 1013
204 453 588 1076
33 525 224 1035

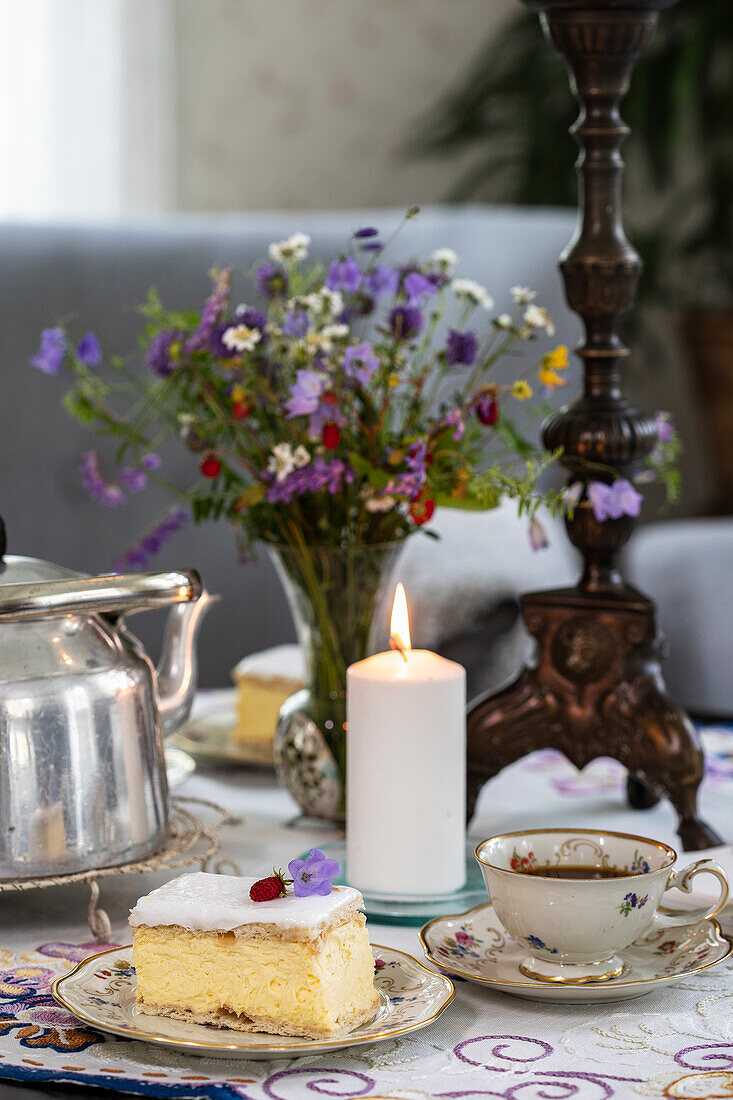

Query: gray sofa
1 205 729 713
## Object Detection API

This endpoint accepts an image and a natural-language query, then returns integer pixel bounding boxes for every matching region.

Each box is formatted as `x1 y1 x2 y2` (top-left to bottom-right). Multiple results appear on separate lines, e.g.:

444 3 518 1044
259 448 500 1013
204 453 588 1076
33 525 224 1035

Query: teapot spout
156 590 218 736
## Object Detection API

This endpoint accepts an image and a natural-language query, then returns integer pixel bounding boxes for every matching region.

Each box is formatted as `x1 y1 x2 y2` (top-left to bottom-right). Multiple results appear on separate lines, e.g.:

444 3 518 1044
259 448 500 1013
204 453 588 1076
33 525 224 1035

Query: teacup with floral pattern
475 828 729 984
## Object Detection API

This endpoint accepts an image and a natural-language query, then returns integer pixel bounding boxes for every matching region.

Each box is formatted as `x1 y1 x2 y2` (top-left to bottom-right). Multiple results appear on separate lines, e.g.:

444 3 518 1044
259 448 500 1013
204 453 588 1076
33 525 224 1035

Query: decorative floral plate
420 902 732 1004
52 943 454 1059
170 700 274 768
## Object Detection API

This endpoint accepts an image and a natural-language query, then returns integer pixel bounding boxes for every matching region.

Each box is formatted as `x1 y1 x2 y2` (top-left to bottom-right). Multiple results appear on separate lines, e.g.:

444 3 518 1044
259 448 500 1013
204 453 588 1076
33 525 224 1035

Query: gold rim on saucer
518 960 626 984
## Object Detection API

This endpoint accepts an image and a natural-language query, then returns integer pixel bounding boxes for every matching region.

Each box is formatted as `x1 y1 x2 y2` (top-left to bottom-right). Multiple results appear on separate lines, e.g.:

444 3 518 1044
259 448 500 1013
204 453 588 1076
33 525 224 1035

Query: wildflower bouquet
38 218 569 571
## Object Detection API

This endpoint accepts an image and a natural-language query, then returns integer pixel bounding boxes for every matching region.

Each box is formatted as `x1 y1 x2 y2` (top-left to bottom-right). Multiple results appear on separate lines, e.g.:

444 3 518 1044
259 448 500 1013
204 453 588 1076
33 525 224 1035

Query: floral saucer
420 903 732 1004
52 944 454 1060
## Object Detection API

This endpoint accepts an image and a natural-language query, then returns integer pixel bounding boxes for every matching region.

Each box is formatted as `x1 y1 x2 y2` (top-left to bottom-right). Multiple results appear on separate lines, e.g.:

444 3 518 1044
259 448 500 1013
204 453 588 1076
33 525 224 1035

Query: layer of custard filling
132 916 378 1036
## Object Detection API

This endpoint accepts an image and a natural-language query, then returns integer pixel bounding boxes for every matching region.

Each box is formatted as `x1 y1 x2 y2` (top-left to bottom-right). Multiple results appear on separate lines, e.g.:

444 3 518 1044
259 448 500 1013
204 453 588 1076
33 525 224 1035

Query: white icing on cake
233 644 305 682
129 872 361 932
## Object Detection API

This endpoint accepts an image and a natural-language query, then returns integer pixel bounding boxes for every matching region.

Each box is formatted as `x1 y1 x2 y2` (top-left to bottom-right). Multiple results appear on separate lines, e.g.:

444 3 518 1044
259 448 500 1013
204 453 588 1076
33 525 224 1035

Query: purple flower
354 226 379 239
343 341 379 386
185 268 231 354
389 305 423 340
386 440 428 500
255 260 288 299
529 517 550 552
326 257 362 293
446 328 479 367
283 309 310 338
285 369 324 417
445 407 465 441
79 450 126 508
76 332 102 367
209 322 241 359
654 410 675 444
364 266 399 300
236 306 268 331
119 467 147 493
147 330 184 377
30 327 65 375
140 452 162 470
266 456 353 503
403 271 437 306
360 241 383 252
114 507 189 573
588 479 643 523
287 848 340 898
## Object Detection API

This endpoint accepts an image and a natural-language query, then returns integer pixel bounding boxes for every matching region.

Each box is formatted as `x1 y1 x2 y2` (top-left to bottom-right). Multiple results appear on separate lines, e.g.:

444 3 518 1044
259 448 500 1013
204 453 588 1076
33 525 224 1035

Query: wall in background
173 0 514 211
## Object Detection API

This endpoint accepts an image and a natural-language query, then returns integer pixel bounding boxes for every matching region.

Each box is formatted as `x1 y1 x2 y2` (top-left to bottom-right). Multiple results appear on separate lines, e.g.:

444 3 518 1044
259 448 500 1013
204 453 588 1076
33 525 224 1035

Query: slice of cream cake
231 644 305 749
129 872 379 1039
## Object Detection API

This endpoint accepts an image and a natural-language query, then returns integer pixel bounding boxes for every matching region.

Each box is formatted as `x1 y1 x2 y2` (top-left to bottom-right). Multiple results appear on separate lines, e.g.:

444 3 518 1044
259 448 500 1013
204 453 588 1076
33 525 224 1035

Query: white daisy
293 445 311 469
302 288 344 317
496 313 513 330
268 231 311 264
523 304 555 336
429 248 458 273
267 442 309 483
511 285 536 304
365 494 397 514
452 277 494 310
222 325 262 353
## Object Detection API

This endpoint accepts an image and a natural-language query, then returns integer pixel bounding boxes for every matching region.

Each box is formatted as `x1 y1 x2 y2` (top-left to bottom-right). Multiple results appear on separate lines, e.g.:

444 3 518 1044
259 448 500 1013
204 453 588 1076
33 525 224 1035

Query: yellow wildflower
543 344 569 371
388 373 400 388
231 385 246 402
539 366 567 389
388 449 405 467
512 379 533 401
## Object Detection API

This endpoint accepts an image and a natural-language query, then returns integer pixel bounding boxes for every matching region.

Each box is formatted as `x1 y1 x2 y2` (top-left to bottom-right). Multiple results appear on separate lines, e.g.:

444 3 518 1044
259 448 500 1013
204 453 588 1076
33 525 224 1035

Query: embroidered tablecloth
2 698 733 1100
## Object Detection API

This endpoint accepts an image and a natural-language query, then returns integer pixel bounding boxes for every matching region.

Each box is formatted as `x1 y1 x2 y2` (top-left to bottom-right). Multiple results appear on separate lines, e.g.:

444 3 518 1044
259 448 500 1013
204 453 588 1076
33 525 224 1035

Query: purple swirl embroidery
263 1067 375 1100
675 1043 733 1070
439 1069 642 1098
454 1034 553 1070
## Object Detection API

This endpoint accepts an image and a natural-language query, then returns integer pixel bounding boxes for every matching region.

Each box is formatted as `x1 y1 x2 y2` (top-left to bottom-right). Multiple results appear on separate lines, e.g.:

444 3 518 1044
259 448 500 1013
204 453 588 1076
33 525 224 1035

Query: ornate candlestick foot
467 589 722 850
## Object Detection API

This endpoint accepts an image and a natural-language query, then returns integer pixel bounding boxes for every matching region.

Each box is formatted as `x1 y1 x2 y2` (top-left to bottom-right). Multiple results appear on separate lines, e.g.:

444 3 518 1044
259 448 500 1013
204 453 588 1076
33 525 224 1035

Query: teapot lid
0 555 87 586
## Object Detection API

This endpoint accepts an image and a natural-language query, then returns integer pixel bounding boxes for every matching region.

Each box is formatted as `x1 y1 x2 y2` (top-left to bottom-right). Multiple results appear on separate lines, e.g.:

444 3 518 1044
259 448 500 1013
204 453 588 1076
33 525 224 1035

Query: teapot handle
0 570 202 621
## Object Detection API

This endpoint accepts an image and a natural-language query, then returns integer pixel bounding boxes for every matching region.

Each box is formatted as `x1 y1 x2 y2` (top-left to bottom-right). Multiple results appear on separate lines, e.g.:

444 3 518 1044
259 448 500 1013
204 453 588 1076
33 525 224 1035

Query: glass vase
268 542 402 822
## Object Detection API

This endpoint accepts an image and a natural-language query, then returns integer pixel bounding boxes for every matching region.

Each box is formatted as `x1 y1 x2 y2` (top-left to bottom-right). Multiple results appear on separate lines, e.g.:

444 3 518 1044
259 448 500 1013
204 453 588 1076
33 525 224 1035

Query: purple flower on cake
326 257 362 293
343 341 379 387
286 369 324 417
76 332 102 367
30 327 65 375
588 479 643 523
288 848 341 897
446 328 478 367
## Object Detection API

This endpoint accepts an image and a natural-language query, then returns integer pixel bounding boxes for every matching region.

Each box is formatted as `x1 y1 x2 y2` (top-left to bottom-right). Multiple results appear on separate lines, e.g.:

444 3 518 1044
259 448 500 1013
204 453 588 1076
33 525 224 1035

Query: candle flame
390 582 411 661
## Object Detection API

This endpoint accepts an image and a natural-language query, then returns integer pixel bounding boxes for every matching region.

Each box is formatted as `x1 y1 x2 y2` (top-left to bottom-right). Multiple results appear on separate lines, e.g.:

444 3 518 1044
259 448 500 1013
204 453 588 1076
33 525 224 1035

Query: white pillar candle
346 584 466 897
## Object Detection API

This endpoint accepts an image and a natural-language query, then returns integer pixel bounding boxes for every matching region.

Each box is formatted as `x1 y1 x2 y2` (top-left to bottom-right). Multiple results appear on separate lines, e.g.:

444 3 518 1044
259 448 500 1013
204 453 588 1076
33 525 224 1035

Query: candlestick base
302 841 487 926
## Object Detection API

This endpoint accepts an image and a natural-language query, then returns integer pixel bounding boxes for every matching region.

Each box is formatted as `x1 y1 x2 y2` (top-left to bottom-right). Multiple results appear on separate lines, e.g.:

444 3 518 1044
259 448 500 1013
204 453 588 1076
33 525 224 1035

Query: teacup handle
659 859 729 927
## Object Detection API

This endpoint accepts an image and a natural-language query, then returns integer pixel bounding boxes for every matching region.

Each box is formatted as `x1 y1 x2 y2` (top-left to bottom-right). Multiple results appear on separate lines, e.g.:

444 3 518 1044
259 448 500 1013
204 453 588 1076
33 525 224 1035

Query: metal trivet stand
0 796 240 941
467 0 722 851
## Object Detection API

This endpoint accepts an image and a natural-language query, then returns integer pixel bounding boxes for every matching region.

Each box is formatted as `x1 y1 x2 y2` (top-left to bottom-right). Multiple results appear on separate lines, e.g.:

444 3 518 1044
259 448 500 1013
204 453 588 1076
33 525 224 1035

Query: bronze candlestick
466 0 722 850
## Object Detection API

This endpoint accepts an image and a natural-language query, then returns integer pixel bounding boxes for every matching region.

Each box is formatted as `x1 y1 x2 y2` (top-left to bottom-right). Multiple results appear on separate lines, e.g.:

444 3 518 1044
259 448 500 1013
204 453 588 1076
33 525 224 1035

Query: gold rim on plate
418 901 733 990
52 942 455 1054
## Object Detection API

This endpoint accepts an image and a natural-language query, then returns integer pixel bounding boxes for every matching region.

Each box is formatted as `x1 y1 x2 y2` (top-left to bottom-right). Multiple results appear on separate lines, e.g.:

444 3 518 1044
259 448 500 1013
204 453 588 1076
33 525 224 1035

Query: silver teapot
0 554 216 880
